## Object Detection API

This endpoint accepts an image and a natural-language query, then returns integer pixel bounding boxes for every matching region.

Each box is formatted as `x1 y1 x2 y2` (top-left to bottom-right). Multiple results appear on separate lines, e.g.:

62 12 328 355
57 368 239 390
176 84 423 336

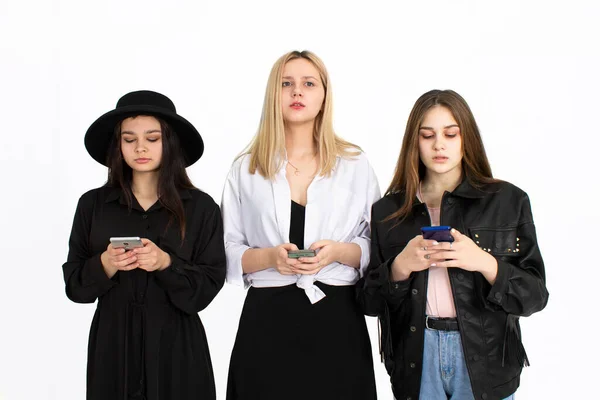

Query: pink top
417 189 457 318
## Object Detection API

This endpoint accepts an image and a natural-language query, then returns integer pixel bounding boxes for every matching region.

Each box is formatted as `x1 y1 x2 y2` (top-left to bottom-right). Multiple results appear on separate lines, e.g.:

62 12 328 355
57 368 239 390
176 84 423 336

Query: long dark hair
386 90 498 223
106 115 196 240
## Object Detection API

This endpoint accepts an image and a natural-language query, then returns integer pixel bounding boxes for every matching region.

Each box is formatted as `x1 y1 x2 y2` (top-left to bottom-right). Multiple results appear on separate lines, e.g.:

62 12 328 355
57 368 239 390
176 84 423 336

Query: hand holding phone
272 243 301 275
101 238 141 278
391 230 450 281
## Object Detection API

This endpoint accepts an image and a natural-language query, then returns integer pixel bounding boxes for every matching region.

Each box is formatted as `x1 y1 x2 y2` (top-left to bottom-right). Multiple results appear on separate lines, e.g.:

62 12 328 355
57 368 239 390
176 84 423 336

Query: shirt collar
104 187 193 205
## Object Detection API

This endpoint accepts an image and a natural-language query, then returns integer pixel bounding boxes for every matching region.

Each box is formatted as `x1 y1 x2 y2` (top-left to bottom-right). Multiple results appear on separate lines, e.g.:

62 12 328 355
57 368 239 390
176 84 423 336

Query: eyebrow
419 124 460 131
282 75 319 80
121 129 162 135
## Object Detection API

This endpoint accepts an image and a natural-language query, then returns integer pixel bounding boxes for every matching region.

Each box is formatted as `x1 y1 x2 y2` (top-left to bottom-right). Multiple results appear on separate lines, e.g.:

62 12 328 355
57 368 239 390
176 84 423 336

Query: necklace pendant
294 170 300 176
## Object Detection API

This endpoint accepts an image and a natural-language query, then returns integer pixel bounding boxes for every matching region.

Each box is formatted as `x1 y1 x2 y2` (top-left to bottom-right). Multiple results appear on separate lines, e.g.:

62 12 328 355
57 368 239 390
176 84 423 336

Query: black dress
62 186 226 400
226 200 377 400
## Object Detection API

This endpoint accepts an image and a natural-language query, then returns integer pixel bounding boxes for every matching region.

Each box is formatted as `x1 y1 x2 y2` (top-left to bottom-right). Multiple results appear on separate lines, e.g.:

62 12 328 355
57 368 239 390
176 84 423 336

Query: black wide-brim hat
84 90 204 167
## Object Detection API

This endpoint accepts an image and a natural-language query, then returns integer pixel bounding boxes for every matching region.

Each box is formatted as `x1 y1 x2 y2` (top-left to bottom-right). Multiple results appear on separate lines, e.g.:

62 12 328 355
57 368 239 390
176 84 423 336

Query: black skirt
226 282 377 400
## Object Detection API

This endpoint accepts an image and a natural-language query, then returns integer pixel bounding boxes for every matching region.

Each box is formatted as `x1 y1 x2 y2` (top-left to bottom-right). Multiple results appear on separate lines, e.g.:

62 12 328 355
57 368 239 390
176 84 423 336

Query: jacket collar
450 177 488 199
409 177 487 208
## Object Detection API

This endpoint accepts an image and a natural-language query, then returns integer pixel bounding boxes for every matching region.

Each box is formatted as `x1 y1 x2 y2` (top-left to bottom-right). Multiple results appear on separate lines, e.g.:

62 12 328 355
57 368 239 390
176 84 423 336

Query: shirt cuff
350 236 370 278
154 256 189 290
225 243 251 286
81 253 115 290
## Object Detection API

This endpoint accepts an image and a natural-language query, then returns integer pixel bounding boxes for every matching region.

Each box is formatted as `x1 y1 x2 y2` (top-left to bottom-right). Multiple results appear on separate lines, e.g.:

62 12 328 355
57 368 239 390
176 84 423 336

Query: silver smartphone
287 250 316 259
110 236 144 250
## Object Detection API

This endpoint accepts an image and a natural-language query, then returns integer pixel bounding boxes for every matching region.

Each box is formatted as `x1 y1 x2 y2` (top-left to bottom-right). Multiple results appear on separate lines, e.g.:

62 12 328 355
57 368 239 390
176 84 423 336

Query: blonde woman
222 51 380 399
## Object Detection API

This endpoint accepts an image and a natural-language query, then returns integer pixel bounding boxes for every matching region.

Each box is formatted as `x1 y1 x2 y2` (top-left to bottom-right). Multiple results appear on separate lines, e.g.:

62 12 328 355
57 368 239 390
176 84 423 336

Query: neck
131 171 159 199
285 123 317 159
420 168 462 207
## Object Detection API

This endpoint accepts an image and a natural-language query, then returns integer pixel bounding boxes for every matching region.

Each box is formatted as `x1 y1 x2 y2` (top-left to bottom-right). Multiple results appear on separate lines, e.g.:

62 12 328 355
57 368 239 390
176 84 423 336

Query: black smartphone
287 250 316 259
421 226 454 242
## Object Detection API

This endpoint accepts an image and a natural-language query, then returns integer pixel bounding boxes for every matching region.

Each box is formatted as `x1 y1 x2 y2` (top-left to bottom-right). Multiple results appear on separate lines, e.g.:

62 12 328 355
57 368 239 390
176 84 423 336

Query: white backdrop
1 1 598 399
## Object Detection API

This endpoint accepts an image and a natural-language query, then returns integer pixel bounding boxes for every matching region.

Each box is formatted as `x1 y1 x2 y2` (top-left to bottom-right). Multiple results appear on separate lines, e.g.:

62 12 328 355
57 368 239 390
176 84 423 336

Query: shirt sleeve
154 200 227 315
62 193 117 303
349 157 381 277
221 163 252 287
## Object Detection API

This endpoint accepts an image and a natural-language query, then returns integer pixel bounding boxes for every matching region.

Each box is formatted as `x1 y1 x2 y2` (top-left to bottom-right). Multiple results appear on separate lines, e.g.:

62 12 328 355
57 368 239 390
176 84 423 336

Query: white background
1 0 598 399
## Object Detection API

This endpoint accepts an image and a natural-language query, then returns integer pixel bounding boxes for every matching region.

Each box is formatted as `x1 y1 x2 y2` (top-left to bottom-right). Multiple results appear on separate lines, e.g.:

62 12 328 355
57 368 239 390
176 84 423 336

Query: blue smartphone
421 226 454 242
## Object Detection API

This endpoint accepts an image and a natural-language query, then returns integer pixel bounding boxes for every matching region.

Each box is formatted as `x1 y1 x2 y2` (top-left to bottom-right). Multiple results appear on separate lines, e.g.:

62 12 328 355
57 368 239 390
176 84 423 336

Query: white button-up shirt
221 151 381 303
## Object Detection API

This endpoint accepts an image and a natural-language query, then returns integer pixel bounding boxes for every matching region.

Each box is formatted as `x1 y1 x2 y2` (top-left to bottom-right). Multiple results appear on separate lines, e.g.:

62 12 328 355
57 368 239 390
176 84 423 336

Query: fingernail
430 263 436 267
451 229 456 233
433 241 439 246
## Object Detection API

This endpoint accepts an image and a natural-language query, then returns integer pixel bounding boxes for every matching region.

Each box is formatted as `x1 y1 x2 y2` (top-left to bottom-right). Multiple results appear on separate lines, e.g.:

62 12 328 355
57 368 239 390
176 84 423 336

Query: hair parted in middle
385 89 498 223
106 115 196 240
243 50 361 179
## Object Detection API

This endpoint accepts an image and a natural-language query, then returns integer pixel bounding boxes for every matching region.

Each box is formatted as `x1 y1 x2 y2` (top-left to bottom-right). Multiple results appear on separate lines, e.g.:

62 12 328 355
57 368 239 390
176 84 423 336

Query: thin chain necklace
287 154 317 176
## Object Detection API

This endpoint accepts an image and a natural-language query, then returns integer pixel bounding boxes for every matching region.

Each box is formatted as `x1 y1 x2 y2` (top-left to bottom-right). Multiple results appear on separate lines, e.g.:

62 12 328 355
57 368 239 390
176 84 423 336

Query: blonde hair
243 50 360 179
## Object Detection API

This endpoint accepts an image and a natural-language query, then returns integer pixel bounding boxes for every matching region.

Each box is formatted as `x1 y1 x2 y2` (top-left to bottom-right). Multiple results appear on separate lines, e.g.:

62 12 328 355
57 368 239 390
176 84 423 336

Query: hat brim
84 105 204 167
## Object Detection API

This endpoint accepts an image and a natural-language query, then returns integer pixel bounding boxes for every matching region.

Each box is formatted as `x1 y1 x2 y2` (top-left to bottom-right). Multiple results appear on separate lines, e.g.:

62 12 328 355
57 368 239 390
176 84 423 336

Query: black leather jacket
358 179 549 400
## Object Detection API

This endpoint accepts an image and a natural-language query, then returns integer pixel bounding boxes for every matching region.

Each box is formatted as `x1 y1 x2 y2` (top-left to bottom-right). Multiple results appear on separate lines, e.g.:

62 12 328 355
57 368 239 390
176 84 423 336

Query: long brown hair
243 50 360 179
386 89 497 222
106 115 196 240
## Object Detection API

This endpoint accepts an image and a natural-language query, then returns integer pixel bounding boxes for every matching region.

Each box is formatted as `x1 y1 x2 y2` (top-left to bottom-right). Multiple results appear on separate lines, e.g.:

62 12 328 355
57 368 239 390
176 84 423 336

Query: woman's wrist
269 247 279 268
479 253 499 285
391 258 411 281
100 251 118 278
158 251 172 271
335 242 361 268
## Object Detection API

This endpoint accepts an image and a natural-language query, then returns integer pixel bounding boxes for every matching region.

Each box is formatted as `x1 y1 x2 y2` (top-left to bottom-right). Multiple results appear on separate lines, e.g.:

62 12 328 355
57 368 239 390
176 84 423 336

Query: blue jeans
419 328 515 400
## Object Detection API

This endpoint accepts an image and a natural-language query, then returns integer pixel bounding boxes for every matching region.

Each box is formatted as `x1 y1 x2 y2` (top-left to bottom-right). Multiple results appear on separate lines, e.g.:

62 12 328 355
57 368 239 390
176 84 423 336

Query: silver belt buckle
425 315 431 330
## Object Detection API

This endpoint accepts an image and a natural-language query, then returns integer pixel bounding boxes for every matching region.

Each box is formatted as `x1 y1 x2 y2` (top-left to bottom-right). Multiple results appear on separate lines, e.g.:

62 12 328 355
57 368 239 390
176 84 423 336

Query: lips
135 158 151 164
290 102 305 109
433 156 448 163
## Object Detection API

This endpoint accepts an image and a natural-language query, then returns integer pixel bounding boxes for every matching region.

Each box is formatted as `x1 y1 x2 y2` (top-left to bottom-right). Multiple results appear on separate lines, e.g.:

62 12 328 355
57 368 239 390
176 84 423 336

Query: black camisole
289 200 306 249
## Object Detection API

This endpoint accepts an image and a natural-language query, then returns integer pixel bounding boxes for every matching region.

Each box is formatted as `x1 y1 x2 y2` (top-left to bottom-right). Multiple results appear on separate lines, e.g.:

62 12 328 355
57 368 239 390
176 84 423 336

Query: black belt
425 316 459 331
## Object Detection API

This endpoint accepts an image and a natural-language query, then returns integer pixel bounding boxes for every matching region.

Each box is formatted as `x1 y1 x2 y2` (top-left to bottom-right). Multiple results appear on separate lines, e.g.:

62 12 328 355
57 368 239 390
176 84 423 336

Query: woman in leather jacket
358 90 548 400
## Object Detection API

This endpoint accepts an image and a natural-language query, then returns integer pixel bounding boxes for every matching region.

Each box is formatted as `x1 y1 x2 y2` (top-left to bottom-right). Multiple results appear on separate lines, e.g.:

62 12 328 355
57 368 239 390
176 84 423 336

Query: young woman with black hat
62 90 226 400
358 90 549 400
221 51 380 400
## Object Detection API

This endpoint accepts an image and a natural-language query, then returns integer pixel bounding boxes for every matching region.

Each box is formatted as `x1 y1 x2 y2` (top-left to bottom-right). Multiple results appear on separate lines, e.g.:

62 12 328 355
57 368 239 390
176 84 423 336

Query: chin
424 163 457 175
439 167 462 176
126 163 159 173
137 167 159 173
284 114 318 124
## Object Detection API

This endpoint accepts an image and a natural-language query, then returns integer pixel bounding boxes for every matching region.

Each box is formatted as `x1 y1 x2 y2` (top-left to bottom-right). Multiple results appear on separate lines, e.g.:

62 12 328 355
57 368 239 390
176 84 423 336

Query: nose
135 141 147 153
292 87 303 97
433 135 445 150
